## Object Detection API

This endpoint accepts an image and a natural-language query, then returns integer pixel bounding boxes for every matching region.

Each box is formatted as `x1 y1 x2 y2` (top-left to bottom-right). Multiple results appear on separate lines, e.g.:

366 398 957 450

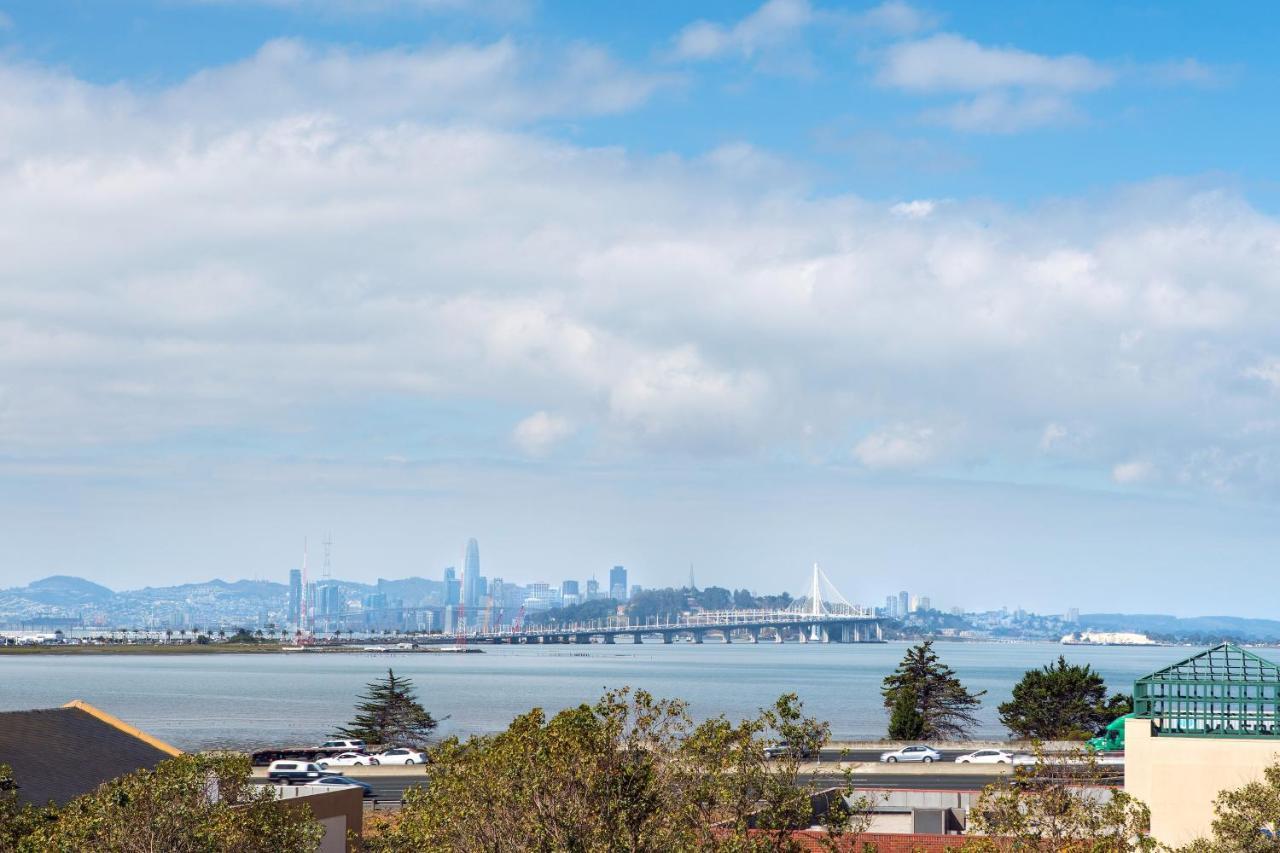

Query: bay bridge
424 563 884 646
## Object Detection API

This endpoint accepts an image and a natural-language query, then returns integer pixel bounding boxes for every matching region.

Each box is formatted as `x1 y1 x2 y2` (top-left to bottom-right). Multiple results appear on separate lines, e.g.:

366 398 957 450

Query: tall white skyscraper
462 538 481 608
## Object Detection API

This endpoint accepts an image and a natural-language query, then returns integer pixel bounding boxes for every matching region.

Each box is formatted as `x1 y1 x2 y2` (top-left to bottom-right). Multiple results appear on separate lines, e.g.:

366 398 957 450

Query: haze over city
3 0 1280 616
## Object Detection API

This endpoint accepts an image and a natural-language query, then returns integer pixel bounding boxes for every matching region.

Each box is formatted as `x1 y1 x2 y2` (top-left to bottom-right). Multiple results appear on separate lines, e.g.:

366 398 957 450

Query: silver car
879 745 942 763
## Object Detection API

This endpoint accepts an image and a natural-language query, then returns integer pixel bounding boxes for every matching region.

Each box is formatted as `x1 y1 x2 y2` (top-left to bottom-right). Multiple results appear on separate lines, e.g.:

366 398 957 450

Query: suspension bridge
433 563 885 646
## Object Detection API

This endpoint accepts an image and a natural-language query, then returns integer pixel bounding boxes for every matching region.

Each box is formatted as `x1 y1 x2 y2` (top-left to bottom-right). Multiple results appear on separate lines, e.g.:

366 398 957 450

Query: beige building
1124 644 1280 846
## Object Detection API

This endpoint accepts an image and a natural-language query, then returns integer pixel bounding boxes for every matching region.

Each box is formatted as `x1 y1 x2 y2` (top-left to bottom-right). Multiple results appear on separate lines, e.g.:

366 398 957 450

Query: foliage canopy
365 687 872 853
881 641 985 740
999 656 1132 740
336 668 440 749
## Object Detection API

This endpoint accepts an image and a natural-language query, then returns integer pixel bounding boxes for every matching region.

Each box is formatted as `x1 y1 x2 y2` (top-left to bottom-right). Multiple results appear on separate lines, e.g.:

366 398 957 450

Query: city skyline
3 1 1280 616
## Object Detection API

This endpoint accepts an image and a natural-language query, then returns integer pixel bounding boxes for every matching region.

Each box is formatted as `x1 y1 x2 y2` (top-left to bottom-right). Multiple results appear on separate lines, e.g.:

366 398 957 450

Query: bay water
0 642 1197 750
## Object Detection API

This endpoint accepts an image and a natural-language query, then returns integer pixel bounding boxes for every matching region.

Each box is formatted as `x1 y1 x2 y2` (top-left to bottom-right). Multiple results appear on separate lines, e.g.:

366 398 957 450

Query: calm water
0 642 1195 750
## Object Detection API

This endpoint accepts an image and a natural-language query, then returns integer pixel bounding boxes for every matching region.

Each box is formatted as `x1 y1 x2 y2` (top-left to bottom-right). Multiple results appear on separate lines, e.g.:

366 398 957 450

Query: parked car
318 739 366 752
266 760 324 784
879 745 942 763
763 741 818 760
305 775 374 798
317 751 378 769
955 749 1014 764
375 747 427 766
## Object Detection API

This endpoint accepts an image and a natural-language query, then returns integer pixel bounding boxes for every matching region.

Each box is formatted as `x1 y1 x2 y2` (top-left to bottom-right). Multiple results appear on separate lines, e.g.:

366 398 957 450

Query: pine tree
881 641 984 740
337 669 440 749
888 687 925 740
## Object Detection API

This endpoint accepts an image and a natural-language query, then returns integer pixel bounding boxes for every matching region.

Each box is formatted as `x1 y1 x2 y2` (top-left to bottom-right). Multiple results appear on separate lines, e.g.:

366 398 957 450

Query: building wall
1125 717 1280 846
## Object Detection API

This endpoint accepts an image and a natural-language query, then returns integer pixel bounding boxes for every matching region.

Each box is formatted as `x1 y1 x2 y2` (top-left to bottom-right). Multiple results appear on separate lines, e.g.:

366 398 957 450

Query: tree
16 754 322 853
364 688 867 853
881 641 984 740
887 687 925 740
999 656 1131 740
336 668 439 749
963 749 1154 853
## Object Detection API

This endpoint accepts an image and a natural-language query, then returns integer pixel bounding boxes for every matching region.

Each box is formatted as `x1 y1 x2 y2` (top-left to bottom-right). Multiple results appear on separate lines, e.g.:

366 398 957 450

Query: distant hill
13 575 115 607
1079 613 1280 641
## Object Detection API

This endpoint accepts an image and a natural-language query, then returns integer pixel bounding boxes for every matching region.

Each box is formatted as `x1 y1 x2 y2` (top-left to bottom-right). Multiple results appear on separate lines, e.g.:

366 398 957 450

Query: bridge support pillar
603 634 615 644
722 630 732 644
820 627 830 644
748 628 758 644
693 631 704 644
773 629 783 643
797 629 808 644
662 632 673 644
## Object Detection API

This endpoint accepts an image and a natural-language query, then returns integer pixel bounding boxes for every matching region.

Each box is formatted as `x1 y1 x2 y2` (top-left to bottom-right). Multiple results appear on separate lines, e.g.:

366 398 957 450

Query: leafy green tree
18 753 322 853
963 749 1153 853
365 688 866 852
999 656 1132 740
881 641 985 740
336 668 439 749
887 687 925 740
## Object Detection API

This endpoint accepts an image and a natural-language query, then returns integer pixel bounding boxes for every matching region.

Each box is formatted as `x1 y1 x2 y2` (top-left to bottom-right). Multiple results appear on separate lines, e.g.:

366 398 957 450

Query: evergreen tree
337 668 440 749
888 687 925 739
998 655 1131 740
881 641 985 740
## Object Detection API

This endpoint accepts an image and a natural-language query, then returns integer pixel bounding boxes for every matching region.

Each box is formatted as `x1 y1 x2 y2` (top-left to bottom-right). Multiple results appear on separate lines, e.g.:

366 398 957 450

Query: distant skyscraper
884 595 897 618
898 590 910 617
918 596 931 612
561 580 580 605
462 538 481 608
443 567 461 606
288 568 302 627
609 565 628 601
586 578 600 600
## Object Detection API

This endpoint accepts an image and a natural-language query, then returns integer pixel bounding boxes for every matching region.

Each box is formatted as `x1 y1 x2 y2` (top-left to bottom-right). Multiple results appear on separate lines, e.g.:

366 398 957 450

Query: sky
1 0 1279 615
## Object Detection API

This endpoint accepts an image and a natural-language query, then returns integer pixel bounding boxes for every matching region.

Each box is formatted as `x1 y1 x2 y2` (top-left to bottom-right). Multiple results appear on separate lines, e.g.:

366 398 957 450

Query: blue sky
1 1 1279 615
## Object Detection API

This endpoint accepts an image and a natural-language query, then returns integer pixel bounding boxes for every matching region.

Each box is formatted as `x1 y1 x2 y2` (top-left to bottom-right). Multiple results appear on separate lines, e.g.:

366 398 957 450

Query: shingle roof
0 701 181 806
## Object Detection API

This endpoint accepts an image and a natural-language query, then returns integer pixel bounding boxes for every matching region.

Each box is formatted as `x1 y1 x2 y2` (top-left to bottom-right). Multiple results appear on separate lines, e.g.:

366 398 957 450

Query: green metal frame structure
1135 644 1280 738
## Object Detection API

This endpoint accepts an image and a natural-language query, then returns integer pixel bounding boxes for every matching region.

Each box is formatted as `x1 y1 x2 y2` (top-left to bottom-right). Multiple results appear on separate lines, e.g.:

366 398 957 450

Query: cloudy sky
2 1 1278 614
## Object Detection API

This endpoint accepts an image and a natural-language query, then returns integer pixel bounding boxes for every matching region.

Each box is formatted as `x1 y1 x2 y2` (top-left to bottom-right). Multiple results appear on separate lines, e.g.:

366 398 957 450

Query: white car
955 749 1015 764
376 747 427 766
317 751 378 768
879 745 943 763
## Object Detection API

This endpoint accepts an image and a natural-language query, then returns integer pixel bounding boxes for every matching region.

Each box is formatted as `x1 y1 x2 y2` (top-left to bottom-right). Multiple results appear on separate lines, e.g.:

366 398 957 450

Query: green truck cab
1087 713 1135 752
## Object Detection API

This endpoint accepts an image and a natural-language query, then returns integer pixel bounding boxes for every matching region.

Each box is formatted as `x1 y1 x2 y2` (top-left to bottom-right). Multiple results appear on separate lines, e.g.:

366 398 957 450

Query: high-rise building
586 578 600 600
918 596 931 612
898 590 910 617
288 568 302 627
443 567 461 606
561 580 580 606
609 566 628 601
884 595 897 618
462 538 481 608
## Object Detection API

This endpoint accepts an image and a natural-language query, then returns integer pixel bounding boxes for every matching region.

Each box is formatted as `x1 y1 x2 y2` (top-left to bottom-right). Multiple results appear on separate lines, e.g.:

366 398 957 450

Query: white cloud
849 1 937 37
671 0 813 61
878 34 1114 93
854 425 936 470
1112 460 1154 485
920 91 1081 133
890 199 935 219
513 411 575 456
2 46 1280 495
